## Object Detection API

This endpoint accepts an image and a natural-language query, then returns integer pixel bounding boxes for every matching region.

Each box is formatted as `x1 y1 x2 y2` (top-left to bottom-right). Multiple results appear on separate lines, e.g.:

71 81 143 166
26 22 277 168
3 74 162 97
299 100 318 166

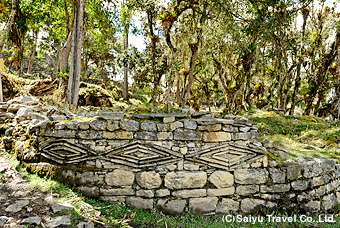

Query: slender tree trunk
58 31 73 73
148 8 159 104
67 0 85 107
27 29 38 75
0 0 17 52
123 29 129 101
290 10 309 115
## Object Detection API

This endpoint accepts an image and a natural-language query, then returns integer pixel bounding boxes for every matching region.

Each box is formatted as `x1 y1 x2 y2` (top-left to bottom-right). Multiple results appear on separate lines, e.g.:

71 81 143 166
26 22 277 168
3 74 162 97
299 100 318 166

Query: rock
45 214 71 228
283 160 301 180
157 123 169 132
236 185 259 196
76 220 95 228
66 120 80 130
208 171 234 188
312 174 331 187
297 191 314 202
134 131 157 140
141 121 157 131
21 216 41 225
198 124 222 132
203 132 231 142
291 180 309 191
170 121 184 131
184 120 197 130
5 200 29 212
300 201 320 213
77 187 99 197
50 115 67 121
222 125 239 132
241 198 276 213
16 107 33 117
90 119 107 130
234 169 268 184
233 132 252 140
196 117 219 125
156 199 187 216
172 189 206 198
136 190 154 198
260 194 281 200
269 168 285 183
261 140 272 148
126 197 153 210
239 127 251 132
106 170 135 186
260 184 290 193
156 189 170 197
93 112 124 120
321 193 338 211
157 132 173 140
337 192 340 204
102 131 133 139
136 171 162 189
216 198 239 214
100 188 134 196
76 172 101 185
163 116 175 123
0 216 11 226
120 119 139 131
302 160 323 178
107 120 119 131
189 197 218 215
20 96 38 105
314 158 336 172
207 187 235 196
28 112 48 121
51 203 74 213
174 128 202 141
7 104 27 112
78 121 90 130
164 171 207 189
224 114 237 119
191 111 211 117
295 157 305 164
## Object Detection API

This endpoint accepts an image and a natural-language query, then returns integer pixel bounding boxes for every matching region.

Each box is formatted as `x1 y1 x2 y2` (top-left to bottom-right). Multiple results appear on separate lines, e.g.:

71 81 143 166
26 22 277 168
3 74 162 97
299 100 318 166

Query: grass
247 110 340 160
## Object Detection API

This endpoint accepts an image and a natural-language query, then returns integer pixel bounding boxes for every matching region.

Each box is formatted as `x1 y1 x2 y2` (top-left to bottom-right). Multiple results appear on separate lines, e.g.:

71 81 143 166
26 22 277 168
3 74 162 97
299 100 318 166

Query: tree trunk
148 8 159 104
0 0 17 52
67 0 85 107
290 9 309 115
58 31 73 73
27 29 38 75
123 29 129 101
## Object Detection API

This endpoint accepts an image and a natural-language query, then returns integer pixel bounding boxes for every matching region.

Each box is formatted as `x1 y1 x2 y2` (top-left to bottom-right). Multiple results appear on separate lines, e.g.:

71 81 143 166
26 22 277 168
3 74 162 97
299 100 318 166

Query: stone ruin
1 96 340 216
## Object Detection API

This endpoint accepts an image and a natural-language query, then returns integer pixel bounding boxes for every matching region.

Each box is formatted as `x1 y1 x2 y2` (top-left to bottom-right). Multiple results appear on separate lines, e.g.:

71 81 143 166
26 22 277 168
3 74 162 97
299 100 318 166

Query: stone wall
2 96 340 216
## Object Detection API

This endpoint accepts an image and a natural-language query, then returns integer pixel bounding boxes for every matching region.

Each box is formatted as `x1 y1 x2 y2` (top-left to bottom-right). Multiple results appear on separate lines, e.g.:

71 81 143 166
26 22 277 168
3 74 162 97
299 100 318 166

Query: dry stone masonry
2 96 340 216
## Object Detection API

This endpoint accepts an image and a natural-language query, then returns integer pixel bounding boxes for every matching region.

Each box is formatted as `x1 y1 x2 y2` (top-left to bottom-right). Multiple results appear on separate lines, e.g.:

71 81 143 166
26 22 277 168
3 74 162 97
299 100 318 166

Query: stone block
136 171 162 189
302 160 323 178
164 171 207 189
170 121 184 131
314 158 336 173
107 120 119 131
172 189 206 198
66 121 79 130
291 180 309 191
174 129 202 141
260 184 290 193
134 132 157 141
216 198 239 214
283 161 301 180
207 187 235 196
236 185 259 196
222 125 239 132
300 201 320 213
77 187 99 197
157 123 169 132
156 189 170 197
203 132 231 142
120 119 139 131
156 199 187 216
240 198 277 213
184 120 197 130
76 130 102 139
208 171 234 188
163 116 175 123
78 121 90 130
141 121 157 131
90 119 107 131
157 132 173 140
95 112 124 120
76 172 101 185
126 197 153 210
312 174 331 187
234 169 269 184
233 133 252 140
269 168 286 184
106 170 135 186
102 131 133 139
136 190 154 198
321 193 338 211
189 197 218 215
100 188 135 196
198 124 222 132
